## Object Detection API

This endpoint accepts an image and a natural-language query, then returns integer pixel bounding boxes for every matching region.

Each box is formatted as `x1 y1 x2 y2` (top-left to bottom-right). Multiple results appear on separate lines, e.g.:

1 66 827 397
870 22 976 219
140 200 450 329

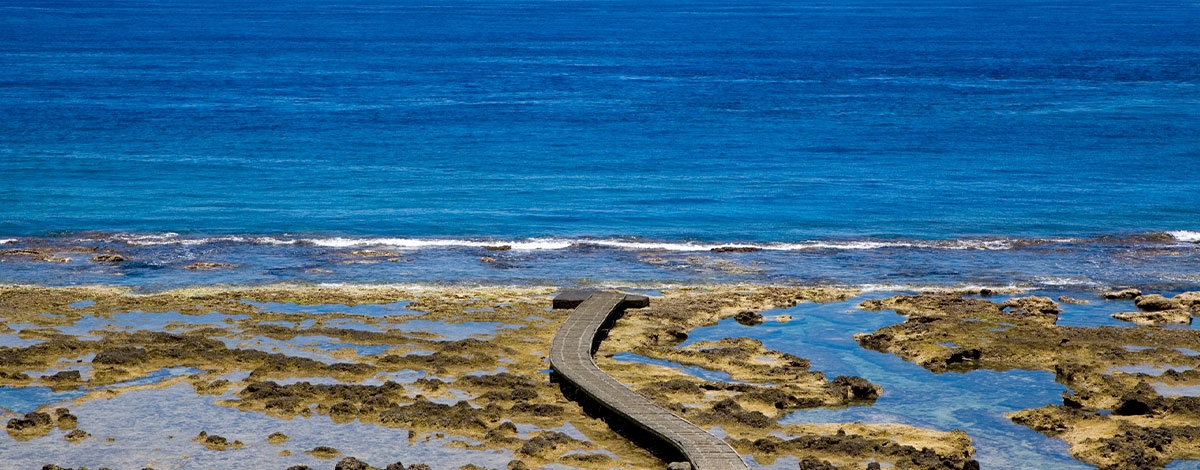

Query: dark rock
43 370 81 381
711 246 762 253
506 461 530 470
666 462 693 470
1113 383 1160 416
64 429 90 443
483 245 512 251
518 436 553 455
832 376 881 400
56 413 78 429
335 457 370 470
286 466 313 470
93 346 147 365
510 402 563 417
867 463 882 470
329 401 358 416
90 254 126 262
946 348 983 366
384 463 405 470
797 459 837 470
407 465 432 470
26 411 52 427
735 310 765 326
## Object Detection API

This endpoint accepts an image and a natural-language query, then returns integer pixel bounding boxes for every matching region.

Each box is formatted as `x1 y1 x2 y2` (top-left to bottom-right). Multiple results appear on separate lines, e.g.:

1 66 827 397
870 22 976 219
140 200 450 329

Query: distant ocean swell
20 230 1196 252
2 230 1199 291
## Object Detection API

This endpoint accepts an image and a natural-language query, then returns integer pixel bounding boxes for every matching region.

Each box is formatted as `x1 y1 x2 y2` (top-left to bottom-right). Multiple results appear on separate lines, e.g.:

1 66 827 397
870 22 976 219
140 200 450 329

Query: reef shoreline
1 283 1197 469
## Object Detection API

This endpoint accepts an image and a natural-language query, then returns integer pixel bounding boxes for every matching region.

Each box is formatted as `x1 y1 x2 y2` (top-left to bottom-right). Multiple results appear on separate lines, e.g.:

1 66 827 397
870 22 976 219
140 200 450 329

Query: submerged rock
183 262 235 270
306 446 340 459
710 246 761 253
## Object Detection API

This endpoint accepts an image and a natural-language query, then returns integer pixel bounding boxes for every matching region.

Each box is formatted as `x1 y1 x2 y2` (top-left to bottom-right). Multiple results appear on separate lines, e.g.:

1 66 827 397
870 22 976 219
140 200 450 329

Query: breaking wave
37 231 1200 252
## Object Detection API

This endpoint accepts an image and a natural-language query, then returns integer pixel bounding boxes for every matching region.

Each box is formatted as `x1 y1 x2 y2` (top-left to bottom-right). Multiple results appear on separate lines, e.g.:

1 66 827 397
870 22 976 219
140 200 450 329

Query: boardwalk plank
550 292 749 470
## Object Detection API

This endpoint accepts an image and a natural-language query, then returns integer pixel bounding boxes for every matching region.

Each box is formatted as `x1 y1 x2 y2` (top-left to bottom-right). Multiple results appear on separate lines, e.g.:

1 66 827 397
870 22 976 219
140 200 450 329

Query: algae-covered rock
1135 294 1181 312
1111 310 1191 326
1001 296 1062 316
334 457 371 470
1101 289 1142 300
734 310 764 326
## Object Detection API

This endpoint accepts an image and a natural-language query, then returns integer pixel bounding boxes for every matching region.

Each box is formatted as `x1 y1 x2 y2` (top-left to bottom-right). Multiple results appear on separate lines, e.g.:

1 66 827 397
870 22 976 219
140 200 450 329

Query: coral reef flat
2 284 1199 469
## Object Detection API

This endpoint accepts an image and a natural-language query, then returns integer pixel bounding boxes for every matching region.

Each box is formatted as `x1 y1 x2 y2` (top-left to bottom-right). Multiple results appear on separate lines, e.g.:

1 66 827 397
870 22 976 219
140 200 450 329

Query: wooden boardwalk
549 291 750 470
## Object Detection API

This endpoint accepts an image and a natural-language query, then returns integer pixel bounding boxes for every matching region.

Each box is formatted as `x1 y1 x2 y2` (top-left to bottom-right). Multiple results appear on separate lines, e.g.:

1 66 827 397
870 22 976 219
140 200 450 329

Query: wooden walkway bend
549 291 750 470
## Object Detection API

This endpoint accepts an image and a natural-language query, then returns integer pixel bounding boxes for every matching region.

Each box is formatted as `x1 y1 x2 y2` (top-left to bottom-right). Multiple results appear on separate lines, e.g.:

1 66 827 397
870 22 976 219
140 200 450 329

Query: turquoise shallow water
670 293 1195 468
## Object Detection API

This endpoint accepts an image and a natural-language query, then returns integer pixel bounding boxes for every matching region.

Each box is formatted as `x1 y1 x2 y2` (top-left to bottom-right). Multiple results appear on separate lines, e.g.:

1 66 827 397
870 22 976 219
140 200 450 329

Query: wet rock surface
0 285 665 469
859 292 1200 468
595 286 974 468
1101 289 1142 300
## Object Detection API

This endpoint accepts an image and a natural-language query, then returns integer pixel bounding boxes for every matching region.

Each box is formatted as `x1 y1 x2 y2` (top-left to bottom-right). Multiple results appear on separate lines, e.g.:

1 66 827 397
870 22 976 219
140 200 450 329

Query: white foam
856 283 1030 294
0 239 15 245
305 237 573 250
106 233 302 246
1167 230 1200 242
1031 276 1103 287
94 233 1054 252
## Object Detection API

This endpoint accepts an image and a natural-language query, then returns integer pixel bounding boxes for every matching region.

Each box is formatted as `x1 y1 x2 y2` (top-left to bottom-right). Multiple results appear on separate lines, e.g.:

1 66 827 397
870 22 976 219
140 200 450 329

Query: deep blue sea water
1 0 1198 241
2 0 1199 288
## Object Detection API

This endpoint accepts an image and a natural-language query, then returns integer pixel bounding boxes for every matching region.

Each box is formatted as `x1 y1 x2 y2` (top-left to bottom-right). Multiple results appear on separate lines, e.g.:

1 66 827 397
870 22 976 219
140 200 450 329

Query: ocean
2 0 1199 289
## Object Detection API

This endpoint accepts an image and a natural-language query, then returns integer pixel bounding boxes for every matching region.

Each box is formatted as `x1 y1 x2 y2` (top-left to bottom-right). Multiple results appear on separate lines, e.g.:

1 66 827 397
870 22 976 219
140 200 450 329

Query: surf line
549 290 750 470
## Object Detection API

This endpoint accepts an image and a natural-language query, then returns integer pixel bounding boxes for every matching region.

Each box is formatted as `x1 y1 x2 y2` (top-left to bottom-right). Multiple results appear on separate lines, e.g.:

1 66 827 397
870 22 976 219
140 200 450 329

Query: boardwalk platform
549 291 749 470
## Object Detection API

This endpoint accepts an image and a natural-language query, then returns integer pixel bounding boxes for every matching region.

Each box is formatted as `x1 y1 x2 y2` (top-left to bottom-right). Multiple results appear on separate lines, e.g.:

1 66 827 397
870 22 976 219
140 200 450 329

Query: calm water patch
56 311 248 337
0 367 199 415
0 334 41 348
681 293 1087 468
245 300 421 317
389 320 515 341
0 382 513 469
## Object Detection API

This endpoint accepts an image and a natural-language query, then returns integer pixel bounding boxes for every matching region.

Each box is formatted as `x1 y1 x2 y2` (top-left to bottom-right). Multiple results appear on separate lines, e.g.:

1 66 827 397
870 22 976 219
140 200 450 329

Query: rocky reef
596 286 978 469
857 292 1200 469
